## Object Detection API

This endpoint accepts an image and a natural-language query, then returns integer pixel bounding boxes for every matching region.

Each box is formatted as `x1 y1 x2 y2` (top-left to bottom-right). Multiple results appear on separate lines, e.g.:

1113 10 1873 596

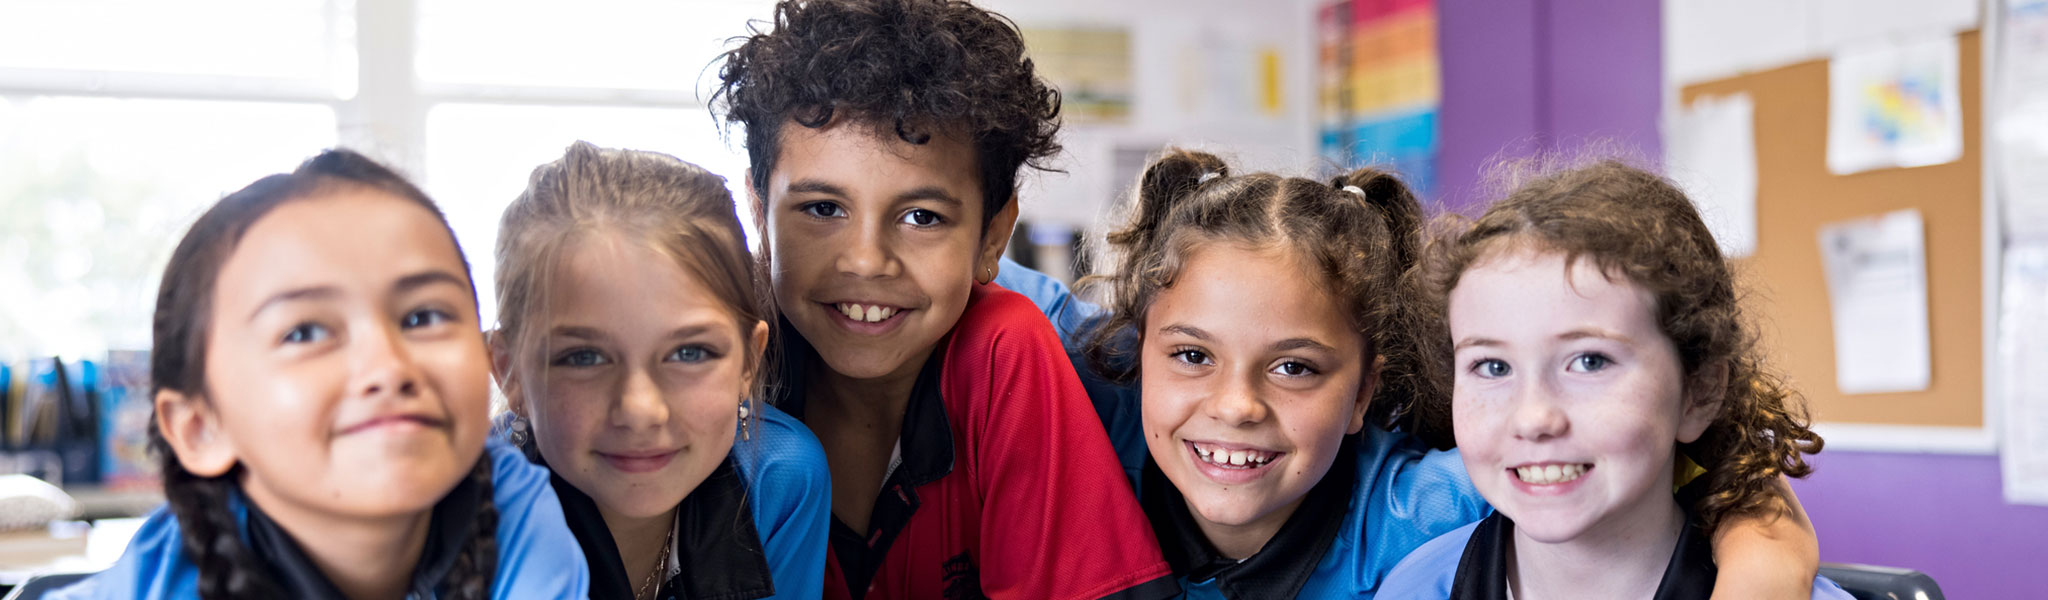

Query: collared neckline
1140 433 1359 600
772 316 954 599
533 442 776 600
1448 509 1717 600
239 465 483 600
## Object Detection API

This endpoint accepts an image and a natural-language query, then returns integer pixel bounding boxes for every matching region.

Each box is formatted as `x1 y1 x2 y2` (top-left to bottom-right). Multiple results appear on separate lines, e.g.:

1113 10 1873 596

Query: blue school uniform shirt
49 438 588 600
1377 515 1857 599
489 402 829 600
996 258 1493 598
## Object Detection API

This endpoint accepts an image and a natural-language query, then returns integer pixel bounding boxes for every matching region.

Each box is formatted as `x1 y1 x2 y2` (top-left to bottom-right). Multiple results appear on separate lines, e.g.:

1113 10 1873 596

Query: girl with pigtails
52 150 588 600
997 150 1827 598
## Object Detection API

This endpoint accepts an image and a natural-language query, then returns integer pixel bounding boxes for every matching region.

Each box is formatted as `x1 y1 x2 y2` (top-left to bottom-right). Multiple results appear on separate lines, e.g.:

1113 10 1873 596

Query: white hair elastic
1341 185 1366 197
1198 171 1221 184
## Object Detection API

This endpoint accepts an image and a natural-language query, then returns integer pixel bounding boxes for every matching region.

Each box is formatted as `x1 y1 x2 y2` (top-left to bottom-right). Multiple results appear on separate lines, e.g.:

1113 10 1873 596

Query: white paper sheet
1998 0 2048 241
1811 0 1980 50
1818 209 1932 394
1668 93 1758 258
1999 243 2048 505
1826 36 1965 175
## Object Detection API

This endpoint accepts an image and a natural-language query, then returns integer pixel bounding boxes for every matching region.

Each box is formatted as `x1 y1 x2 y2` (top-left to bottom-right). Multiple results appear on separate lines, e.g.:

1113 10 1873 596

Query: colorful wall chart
1318 0 1440 196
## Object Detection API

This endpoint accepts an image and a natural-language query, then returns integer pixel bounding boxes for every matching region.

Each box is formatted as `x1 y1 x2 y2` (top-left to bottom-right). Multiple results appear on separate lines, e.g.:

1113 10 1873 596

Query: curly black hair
712 0 1063 229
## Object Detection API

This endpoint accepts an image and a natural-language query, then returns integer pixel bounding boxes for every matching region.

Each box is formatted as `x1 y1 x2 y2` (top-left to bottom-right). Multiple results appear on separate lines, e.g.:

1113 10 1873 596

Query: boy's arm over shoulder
950 286 1175 600
484 439 591 599
735 403 832 600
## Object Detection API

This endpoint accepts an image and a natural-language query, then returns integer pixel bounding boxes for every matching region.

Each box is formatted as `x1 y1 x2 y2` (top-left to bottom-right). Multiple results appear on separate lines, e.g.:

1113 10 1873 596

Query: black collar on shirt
242 467 483 600
1139 433 1359 600
772 316 955 600
529 441 775 600
1448 509 1717 600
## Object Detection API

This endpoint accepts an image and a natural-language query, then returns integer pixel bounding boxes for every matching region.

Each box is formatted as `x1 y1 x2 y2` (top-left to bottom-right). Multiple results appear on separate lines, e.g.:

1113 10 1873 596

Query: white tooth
840 304 858 319
865 305 882 322
882 307 896 319
1543 464 1561 482
1229 451 1246 466
1516 466 1534 482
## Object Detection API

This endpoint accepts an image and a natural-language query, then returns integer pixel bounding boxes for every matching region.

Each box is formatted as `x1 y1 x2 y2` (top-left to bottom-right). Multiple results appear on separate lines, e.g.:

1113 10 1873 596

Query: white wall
981 0 1321 230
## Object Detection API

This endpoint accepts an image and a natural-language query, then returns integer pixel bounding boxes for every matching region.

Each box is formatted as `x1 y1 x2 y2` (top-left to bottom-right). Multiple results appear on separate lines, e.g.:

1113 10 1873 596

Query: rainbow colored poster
1317 0 1439 197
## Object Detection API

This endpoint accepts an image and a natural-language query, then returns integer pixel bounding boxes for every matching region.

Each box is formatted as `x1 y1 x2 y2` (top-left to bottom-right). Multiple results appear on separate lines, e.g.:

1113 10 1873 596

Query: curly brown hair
711 0 1062 230
1421 158 1824 533
1081 149 1452 449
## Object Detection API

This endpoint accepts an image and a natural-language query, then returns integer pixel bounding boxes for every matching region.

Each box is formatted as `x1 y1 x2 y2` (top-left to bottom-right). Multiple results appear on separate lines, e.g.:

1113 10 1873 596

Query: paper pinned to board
1818 209 1932 395
1669 93 1759 258
1827 36 1965 175
2000 243 2048 505
1996 0 2048 241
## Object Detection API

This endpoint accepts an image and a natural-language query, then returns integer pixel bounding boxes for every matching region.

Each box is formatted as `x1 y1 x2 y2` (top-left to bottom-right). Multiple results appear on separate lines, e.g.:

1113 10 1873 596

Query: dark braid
442 455 498 600
146 148 488 599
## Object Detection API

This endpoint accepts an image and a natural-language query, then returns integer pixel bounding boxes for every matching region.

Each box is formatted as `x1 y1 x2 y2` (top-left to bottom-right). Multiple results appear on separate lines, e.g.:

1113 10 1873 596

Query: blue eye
900 208 944 227
800 202 846 219
282 323 330 344
401 308 453 329
552 348 609 368
1568 353 1612 373
666 345 714 363
1271 360 1318 377
1471 358 1511 378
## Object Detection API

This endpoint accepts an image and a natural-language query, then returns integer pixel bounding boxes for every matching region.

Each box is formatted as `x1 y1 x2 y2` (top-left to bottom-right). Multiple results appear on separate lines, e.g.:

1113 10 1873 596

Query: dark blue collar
1448 509 1717 600
239 468 483 599
1141 434 1358 600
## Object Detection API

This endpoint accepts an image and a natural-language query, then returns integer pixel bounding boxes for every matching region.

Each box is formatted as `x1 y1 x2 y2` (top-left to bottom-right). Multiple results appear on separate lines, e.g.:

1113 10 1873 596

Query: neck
1507 497 1685 600
603 505 678 596
248 492 433 600
806 349 929 436
1188 493 1306 560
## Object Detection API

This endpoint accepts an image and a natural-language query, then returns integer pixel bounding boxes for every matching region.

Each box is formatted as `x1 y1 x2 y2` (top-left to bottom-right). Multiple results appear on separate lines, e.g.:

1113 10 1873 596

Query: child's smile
1448 248 1717 545
759 119 1003 386
1139 242 1371 558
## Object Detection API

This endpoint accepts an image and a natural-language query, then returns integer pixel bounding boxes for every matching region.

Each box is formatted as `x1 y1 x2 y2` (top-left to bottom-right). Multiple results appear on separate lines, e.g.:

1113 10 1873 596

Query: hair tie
1341 185 1366 197
1198 171 1221 184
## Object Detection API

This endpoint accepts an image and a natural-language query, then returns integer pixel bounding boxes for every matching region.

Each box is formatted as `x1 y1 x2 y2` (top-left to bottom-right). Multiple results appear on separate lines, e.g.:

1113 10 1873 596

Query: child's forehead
771 117 980 180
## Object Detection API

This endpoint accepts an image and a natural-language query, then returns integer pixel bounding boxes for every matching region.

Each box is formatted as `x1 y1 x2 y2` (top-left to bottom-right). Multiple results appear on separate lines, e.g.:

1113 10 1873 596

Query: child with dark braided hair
50 149 588 600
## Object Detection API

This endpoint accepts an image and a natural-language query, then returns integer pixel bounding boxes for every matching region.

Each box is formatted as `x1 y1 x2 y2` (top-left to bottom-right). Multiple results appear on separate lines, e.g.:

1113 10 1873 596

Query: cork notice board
1680 31 1983 429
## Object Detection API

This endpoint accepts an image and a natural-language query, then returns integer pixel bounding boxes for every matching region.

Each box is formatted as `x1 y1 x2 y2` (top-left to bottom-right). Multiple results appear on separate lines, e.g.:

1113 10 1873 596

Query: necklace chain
634 512 679 600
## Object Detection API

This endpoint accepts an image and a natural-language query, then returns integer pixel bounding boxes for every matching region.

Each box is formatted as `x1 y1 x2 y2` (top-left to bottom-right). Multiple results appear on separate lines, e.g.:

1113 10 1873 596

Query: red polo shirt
778 284 1176 600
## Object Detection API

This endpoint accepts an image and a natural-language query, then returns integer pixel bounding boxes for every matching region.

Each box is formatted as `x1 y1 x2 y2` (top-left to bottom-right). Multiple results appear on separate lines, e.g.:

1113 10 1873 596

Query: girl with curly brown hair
1379 160 1849 599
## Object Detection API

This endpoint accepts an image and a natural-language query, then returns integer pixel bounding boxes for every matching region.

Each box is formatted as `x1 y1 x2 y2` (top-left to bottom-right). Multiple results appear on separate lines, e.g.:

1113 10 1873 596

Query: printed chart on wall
1317 0 1439 197
1997 0 2048 504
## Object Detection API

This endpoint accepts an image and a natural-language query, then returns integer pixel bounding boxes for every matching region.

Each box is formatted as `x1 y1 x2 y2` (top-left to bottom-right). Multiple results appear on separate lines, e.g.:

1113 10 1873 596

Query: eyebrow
1453 337 1502 351
1272 337 1339 354
247 286 342 322
1157 323 1213 342
1558 328 1631 344
394 270 470 296
784 180 964 207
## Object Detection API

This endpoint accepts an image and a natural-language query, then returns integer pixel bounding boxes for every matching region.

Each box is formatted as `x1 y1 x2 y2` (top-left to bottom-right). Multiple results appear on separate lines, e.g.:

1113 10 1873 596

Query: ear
745 168 769 237
1677 360 1728 443
1347 354 1388 435
744 319 771 385
977 192 1021 284
155 389 238 477
487 329 527 418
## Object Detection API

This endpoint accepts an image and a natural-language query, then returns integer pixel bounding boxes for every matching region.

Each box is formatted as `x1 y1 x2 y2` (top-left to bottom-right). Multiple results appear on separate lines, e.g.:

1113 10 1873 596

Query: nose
1199 371 1270 426
1510 380 1570 442
610 366 669 431
353 321 421 399
834 219 901 279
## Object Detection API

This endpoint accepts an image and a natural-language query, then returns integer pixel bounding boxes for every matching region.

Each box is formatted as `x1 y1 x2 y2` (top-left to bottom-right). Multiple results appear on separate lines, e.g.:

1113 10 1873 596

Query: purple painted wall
1436 2 2040 597
1793 451 2048 599
1436 0 1662 212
